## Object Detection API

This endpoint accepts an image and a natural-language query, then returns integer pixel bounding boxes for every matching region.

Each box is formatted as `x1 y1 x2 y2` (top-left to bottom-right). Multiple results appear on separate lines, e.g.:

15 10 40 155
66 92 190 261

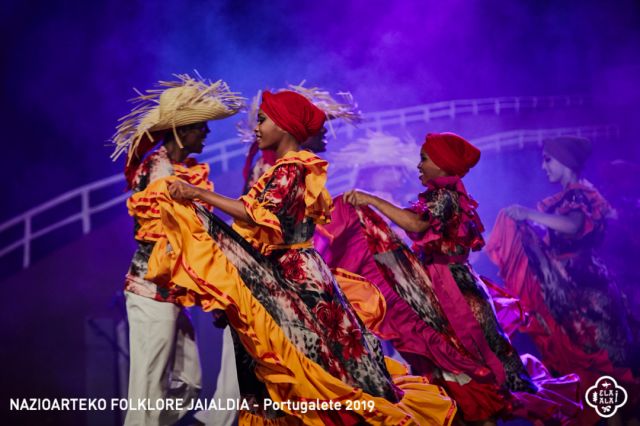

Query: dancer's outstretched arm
504 204 583 234
344 189 429 233
168 180 253 223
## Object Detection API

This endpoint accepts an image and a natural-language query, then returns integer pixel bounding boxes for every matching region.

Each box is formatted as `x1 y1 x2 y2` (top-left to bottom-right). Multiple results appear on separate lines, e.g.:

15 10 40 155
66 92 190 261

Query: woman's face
542 152 570 183
254 110 286 150
417 149 446 186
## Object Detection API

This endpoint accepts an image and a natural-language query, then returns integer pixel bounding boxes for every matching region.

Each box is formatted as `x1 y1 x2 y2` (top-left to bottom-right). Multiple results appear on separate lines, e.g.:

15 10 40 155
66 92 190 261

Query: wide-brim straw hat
328 130 418 172
111 73 244 166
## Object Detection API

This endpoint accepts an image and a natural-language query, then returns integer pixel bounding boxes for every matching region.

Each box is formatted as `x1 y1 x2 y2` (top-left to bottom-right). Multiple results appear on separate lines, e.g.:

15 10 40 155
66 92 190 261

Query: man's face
179 122 210 154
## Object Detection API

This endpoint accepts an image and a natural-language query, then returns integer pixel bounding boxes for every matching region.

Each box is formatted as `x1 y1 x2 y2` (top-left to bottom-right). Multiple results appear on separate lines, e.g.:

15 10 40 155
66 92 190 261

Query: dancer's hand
168 180 201 202
344 189 375 207
504 204 531 221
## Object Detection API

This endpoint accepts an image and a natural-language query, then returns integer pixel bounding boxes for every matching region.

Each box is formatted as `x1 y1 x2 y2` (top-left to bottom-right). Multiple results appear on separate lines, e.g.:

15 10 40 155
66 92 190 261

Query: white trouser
193 325 240 426
124 291 202 426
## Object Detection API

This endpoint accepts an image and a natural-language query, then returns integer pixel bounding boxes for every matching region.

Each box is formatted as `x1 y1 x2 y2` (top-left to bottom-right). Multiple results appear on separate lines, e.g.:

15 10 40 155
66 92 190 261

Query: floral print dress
351 176 581 423
405 176 535 393
125 146 211 302
487 180 640 424
146 150 457 426
231 158 399 410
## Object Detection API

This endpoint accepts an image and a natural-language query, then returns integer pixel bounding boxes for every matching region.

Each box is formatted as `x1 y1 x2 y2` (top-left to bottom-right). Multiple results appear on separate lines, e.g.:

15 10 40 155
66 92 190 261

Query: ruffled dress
487 180 639 424
125 146 212 302
140 150 457 425
320 178 581 423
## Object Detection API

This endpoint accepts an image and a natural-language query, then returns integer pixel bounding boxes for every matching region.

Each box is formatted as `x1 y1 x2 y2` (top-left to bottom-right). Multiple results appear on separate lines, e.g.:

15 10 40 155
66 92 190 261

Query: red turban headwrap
421 132 481 177
260 91 326 143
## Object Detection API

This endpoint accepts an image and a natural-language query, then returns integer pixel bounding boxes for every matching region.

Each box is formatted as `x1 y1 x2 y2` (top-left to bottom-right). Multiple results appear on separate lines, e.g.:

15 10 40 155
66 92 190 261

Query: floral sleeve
538 182 613 242
405 188 457 242
553 189 605 239
235 152 332 254
131 150 173 193
258 163 306 222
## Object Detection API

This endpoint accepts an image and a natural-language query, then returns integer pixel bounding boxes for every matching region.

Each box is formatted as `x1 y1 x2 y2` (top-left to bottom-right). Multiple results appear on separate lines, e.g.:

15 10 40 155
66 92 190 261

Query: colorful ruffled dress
125 146 212 302
321 177 581 423
242 142 278 195
487 180 639 424
144 150 457 425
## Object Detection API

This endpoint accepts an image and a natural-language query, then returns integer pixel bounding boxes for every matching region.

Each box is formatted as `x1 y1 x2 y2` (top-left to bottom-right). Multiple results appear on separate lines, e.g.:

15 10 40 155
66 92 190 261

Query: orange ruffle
233 150 334 255
127 162 212 243
146 184 457 426
332 268 387 334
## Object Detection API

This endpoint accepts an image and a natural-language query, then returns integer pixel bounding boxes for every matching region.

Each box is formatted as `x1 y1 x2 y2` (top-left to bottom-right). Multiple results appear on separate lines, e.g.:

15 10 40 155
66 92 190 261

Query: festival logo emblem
585 376 628 418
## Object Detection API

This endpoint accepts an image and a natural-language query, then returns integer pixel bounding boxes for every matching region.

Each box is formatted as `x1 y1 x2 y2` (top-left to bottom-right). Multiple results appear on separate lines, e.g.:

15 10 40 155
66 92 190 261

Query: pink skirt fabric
316 198 582 422
487 211 639 424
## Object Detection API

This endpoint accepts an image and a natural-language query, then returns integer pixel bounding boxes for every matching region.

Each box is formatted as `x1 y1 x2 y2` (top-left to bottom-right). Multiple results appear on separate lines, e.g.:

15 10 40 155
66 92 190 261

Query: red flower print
280 251 307 282
337 321 365 360
319 346 348 380
313 300 343 332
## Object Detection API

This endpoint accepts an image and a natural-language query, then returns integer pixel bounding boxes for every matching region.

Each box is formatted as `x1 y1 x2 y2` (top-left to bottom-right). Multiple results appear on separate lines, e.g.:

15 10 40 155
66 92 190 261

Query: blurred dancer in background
487 136 640 424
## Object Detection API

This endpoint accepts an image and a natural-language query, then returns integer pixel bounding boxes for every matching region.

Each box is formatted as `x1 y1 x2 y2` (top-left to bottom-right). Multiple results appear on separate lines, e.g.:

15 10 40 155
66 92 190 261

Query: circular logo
585 376 628 418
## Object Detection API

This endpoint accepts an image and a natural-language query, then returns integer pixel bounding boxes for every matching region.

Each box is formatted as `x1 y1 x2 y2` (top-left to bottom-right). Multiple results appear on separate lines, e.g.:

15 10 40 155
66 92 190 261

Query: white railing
0 174 130 268
0 136 244 270
0 95 590 270
325 125 619 196
472 124 620 151
199 137 248 171
331 95 587 138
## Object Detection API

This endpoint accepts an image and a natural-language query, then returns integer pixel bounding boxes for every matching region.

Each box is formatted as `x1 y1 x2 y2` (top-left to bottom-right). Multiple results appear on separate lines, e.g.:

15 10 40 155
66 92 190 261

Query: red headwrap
421 132 480 177
260 91 326 142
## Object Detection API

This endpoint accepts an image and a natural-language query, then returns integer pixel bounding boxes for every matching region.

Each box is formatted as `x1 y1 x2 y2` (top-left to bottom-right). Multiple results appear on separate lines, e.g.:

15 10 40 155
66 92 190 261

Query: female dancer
148 91 457 425
344 132 581 424
487 136 639 424
240 83 360 194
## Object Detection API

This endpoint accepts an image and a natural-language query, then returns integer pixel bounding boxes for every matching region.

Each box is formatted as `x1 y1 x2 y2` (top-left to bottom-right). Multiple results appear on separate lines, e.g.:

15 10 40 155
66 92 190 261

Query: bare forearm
194 188 252 223
368 196 428 233
527 210 582 234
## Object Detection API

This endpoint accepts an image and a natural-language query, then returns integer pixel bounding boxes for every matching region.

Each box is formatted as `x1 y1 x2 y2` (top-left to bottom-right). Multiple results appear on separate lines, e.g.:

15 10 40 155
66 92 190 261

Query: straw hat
236 89 263 143
236 81 361 142
111 73 244 165
287 81 361 125
328 130 418 172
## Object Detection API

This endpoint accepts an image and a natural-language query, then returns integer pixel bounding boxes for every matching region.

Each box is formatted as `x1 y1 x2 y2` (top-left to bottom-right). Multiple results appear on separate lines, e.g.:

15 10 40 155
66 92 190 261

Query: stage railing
472 125 620 151
0 95 590 269
331 95 587 138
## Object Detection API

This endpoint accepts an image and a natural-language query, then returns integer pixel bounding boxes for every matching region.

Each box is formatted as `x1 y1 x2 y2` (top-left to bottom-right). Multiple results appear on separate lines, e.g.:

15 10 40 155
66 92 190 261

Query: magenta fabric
487 211 638 424
316 197 509 420
319 195 582 423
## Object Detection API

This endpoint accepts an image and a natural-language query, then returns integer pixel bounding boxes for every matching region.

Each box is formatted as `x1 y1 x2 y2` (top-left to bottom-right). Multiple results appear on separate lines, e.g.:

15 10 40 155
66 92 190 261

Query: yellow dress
142 150 456 425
